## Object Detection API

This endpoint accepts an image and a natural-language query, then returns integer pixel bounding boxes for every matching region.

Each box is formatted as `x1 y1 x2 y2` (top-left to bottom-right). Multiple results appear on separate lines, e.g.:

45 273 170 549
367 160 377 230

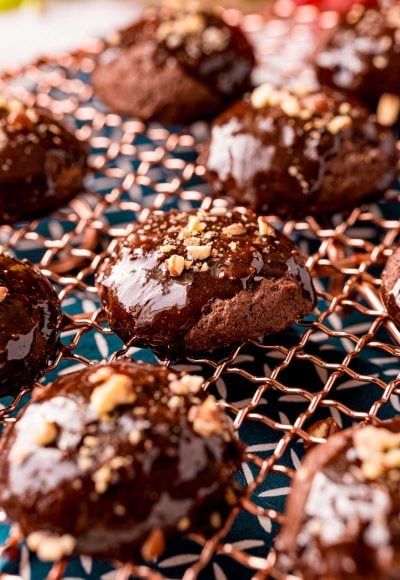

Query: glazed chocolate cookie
277 419 400 579
0 254 61 397
0 98 87 224
199 85 397 217
96 208 316 358
316 1 400 124
92 3 255 123
0 361 244 562
381 246 400 327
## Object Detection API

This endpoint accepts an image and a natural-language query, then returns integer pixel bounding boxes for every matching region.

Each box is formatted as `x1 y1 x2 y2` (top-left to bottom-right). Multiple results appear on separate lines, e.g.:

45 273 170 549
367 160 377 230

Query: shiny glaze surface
97 208 315 357
278 419 400 579
317 2 400 105
114 5 255 101
382 246 400 327
0 360 244 562
0 99 87 224
0 254 61 397
201 86 397 217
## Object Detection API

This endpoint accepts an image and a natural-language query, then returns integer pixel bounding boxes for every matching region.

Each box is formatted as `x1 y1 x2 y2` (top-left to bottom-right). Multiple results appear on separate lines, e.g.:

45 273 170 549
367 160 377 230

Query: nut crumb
170 374 204 395
165 254 185 277
0 286 8 303
257 216 274 237
26 532 76 562
223 223 246 237
92 464 112 494
354 425 400 480
326 114 352 134
32 421 58 447
189 395 224 438
187 245 211 261
160 244 176 253
377 93 400 126
90 372 136 419
88 366 113 385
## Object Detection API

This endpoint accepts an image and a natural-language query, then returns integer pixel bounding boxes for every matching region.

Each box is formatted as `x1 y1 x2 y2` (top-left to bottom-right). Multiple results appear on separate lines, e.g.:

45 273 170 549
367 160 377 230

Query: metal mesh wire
0 3 399 579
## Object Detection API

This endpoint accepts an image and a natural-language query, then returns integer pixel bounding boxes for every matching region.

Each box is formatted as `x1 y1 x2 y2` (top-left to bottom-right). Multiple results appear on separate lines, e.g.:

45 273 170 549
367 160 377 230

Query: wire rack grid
0 3 399 580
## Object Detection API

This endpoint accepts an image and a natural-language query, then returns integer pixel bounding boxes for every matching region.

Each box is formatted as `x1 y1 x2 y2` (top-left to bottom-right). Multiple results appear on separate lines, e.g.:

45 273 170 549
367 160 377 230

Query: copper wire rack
0 3 400 579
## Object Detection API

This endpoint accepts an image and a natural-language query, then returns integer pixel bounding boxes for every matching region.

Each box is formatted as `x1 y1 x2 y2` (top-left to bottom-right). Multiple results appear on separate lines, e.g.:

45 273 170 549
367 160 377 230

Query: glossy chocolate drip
200 86 397 217
0 254 61 397
0 361 244 563
97 208 316 357
0 100 87 224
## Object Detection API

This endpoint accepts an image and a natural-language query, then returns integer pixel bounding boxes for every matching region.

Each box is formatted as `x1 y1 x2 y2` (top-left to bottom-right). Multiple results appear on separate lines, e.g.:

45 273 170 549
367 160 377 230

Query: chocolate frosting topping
96 208 316 357
0 98 87 223
0 254 61 397
200 85 397 217
0 361 244 563
114 4 255 101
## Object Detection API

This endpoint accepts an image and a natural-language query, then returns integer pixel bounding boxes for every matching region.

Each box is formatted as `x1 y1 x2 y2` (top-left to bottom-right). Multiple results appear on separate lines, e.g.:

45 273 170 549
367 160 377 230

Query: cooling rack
0 2 400 579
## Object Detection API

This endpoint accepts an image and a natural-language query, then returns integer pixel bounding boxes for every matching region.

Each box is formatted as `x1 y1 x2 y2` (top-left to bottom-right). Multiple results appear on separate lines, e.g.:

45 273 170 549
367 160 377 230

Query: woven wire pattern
0 4 400 579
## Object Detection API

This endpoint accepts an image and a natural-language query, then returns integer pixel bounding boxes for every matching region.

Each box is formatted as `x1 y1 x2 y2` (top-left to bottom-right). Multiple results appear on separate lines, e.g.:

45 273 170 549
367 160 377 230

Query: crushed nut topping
186 244 211 261
250 83 355 135
90 372 136 419
169 374 204 395
88 366 113 384
222 223 246 237
165 254 185 276
155 8 231 56
0 286 8 302
32 421 58 447
26 532 76 562
326 114 352 134
257 216 274 237
92 464 112 494
188 395 224 437
353 425 400 480
377 93 400 126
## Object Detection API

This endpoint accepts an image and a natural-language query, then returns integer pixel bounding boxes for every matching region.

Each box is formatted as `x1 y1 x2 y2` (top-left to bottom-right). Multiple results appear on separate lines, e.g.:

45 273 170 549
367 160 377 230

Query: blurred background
0 0 269 69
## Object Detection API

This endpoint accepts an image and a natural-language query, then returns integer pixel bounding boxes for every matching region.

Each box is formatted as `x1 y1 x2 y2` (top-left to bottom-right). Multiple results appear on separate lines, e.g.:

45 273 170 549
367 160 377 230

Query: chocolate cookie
92 4 255 124
0 361 244 563
199 85 397 217
96 208 316 358
276 419 400 579
0 98 87 224
0 254 61 397
316 1 400 124
381 246 400 327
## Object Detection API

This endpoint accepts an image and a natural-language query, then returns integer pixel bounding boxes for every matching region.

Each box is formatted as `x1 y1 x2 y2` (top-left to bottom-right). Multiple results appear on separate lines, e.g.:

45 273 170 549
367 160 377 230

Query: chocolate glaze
93 5 255 123
120 7 254 100
0 360 244 562
277 418 400 579
96 208 316 358
382 246 400 328
0 99 87 224
200 86 398 218
316 1 400 107
0 254 61 397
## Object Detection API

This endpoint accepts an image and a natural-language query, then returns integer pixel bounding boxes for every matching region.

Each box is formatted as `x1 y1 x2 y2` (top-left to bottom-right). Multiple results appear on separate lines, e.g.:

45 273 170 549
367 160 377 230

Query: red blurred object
293 0 378 10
